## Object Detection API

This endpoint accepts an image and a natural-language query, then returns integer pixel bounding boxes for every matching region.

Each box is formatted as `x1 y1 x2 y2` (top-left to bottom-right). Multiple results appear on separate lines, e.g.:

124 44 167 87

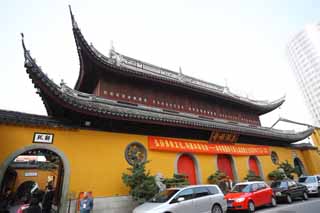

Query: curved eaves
69 10 285 114
22 36 312 144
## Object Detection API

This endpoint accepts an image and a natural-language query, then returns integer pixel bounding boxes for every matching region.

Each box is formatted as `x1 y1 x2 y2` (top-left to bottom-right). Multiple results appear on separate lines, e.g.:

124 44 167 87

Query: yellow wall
312 128 320 147
13 169 58 192
1 124 320 198
308 128 320 174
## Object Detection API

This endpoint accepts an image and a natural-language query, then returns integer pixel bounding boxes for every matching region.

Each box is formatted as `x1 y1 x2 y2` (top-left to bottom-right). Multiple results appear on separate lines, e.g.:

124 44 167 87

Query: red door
249 156 260 176
178 154 197 185
217 155 234 180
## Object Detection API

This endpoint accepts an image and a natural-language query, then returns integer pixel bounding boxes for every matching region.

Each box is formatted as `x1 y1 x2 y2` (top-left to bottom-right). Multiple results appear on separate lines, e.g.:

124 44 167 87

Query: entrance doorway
0 148 65 212
177 154 198 185
217 154 236 181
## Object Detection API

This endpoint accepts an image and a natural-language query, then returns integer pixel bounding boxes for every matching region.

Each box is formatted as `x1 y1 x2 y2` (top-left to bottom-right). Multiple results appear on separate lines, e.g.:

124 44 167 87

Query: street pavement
256 196 320 213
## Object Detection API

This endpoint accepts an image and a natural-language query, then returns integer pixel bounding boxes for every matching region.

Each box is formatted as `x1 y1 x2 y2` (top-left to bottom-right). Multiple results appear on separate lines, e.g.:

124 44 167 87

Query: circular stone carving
271 151 279 165
125 142 147 165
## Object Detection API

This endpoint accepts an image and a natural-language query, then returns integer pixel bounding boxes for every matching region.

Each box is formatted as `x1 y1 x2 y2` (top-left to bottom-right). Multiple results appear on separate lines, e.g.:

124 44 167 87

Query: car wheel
286 195 292 204
211 204 222 213
270 196 277 207
303 191 308 200
318 188 320 197
248 201 255 213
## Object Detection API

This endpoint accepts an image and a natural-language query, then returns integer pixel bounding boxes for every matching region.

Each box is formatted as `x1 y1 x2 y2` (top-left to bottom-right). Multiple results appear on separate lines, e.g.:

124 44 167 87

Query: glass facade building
287 24 320 126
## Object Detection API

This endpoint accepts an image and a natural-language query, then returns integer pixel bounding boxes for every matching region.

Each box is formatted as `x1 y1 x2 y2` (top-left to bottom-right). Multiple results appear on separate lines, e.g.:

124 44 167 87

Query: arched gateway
217 154 236 181
0 145 70 213
177 154 198 185
248 156 263 177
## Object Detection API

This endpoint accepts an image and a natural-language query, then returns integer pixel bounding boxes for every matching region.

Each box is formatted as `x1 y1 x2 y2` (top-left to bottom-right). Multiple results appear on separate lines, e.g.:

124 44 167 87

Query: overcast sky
1 0 319 130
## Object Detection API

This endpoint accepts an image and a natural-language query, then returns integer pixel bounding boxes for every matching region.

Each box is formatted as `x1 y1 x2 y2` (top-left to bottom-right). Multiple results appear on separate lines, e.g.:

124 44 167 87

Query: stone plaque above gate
209 131 239 144
33 133 54 144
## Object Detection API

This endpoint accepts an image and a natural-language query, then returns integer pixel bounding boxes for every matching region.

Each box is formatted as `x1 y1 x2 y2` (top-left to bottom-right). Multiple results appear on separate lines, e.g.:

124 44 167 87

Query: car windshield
299 176 316 183
271 181 287 188
149 189 179 203
230 184 251 193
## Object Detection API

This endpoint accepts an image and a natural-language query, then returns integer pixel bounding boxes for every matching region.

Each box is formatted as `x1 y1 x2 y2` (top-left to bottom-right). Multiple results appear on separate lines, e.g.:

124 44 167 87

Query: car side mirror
177 197 185 202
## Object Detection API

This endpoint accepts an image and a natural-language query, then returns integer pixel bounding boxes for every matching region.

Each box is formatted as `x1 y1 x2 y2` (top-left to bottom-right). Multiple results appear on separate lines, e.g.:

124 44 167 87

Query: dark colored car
271 179 308 203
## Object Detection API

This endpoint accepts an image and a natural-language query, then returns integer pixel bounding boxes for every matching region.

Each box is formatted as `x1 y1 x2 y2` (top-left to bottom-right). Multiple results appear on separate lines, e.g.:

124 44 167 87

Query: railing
108 49 275 105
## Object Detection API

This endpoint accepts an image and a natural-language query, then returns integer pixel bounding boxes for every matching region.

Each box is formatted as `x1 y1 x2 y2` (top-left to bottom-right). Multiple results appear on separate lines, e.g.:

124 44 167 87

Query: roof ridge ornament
68 5 78 29
21 33 33 68
178 66 185 81
109 40 116 58
110 40 115 51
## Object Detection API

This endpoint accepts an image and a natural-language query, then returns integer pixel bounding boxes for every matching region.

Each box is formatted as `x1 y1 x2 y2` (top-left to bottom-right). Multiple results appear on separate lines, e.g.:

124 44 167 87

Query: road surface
256 197 320 213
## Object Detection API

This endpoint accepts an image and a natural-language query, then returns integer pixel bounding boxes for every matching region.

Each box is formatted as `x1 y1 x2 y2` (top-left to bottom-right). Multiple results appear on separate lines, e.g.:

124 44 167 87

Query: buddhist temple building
1 7 320 213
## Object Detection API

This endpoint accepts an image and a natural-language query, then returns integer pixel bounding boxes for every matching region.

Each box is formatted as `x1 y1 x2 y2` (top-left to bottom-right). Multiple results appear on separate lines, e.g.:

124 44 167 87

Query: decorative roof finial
21 32 33 68
69 5 78 29
109 40 116 58
21 32 26 52
110 40 115 51
178 66 184 81
60 79 65 86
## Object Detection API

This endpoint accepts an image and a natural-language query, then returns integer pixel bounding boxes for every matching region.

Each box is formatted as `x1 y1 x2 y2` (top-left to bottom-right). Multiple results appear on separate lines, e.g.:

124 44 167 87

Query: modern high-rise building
287 24 320 126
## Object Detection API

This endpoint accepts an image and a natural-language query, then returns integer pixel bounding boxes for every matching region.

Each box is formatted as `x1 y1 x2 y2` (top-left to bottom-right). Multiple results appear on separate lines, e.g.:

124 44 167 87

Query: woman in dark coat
41 185 54 213
22 197 41 213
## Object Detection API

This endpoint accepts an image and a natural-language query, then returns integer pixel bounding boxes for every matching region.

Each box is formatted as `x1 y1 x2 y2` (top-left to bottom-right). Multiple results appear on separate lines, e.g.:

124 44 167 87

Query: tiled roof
69 6 285 115
19 35 314 143
0 109 73 129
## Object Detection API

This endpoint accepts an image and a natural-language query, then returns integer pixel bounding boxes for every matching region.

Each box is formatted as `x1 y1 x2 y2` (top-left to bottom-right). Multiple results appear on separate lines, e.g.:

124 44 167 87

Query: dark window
231 184 251 193
299 176 317 183
175 189 194 201
271 151 279 165
289 181 297 187
251 183 259 192
258 183 267 190
208 186 219 195
194 187 210 198
150 189 179 203
271 181 288 188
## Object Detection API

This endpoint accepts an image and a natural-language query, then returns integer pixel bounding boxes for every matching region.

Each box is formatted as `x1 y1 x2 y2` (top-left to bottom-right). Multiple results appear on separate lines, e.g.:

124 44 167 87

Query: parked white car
133 185 227 213
298 175 320 195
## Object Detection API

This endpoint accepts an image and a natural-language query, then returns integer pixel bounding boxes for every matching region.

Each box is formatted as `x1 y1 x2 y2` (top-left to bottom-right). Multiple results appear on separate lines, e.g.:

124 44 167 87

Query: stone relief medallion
125 142 147 165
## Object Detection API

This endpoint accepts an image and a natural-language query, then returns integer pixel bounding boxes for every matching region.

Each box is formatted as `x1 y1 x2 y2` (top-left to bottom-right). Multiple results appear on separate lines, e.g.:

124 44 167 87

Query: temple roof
0 109 73 129
20 35 314 144
69 6 285 115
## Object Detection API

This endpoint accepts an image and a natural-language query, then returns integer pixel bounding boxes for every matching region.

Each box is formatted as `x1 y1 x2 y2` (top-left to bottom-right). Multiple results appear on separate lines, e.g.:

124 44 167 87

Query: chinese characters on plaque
33 133 54 144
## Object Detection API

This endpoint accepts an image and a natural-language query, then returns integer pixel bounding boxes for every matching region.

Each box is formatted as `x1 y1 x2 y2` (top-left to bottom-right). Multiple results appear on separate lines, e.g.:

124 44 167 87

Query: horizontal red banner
148 136 270 156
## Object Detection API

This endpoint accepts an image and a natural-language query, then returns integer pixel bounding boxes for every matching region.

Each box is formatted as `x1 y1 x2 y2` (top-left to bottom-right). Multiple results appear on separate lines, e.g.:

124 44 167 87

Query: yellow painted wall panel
2 124 320 198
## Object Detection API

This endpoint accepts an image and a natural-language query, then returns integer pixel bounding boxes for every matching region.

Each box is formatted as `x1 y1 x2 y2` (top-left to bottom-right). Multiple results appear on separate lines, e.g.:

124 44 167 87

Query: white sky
1 0 319 131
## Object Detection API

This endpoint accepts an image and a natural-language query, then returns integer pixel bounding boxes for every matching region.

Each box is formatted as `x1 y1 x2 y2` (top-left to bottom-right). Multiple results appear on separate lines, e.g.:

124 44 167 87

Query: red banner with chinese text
148 136 270 156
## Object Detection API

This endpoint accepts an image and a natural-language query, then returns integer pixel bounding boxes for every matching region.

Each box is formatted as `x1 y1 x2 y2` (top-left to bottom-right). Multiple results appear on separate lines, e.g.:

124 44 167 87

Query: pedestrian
0 188 13 213
41 185 54 213
22 197 41 213
79 192 93 213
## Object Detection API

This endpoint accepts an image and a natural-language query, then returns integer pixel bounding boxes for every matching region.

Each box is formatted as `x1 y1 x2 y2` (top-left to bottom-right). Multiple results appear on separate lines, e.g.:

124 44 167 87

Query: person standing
22 197 41 213
80 192 93 213
41 185 54 213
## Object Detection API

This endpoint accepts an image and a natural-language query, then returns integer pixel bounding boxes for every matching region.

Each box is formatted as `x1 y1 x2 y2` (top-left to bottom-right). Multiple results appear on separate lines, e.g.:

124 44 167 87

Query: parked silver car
133 185 227 213
298 175 320 195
